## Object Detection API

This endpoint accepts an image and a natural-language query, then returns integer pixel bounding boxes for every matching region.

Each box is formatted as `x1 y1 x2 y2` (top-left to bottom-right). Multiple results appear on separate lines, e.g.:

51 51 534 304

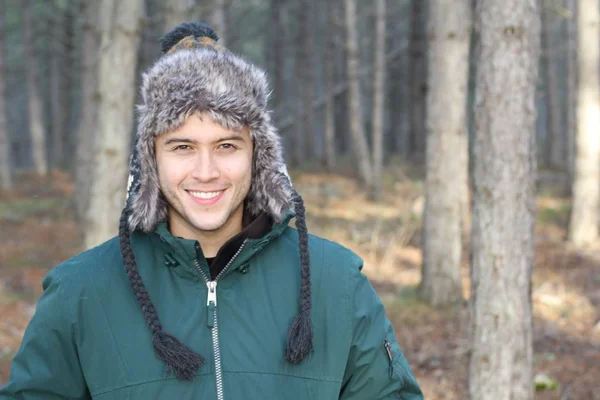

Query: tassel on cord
285 189 314 363
119 207 204 380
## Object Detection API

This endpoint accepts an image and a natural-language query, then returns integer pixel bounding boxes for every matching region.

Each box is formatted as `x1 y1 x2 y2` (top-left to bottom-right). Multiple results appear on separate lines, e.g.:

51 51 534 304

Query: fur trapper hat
118 22 313 381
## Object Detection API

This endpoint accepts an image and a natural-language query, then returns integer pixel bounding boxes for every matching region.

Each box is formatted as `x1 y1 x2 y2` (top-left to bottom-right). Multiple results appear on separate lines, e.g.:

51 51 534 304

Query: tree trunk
298 0 317 161
292 24 306 167
164 0 194 32
568 0 599 246
84 0 144 249
74 1 101 225
50 6 65 170
344 0 372 186
267 0 284 110
209 0 226 46
541 3 564 170
370 0 386 201
565 0 577 194
23 0 48 176
469 2 540 400
419 0 471 307
409 0 427 156
0 0 11 190
324 0 337 171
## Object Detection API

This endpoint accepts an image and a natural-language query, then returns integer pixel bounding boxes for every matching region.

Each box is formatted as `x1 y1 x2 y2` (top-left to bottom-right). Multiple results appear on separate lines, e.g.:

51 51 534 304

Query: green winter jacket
0 214 423 399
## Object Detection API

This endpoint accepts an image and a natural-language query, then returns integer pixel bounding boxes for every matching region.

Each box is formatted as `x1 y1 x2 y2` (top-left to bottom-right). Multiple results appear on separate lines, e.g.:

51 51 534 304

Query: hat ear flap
247 122 293 222
127 129 168 232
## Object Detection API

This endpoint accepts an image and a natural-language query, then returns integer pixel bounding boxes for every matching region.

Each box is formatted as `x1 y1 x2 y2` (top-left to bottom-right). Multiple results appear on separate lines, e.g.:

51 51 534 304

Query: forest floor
0 166 599 399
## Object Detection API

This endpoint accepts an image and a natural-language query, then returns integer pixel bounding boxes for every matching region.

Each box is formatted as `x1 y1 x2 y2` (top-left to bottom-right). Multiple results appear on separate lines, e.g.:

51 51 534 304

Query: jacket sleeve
0 269 91 399
339 257 423 400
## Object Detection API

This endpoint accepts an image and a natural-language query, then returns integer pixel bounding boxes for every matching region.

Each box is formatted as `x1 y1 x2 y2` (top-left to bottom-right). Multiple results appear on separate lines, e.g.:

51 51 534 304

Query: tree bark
50 5 66 170
0 0 11 190
541 3 564 170
565 0 577 193
324 0 337 171
84 0 144 249
469 2 540 400
74 0 101 225
297 0 318 161
409 0 427 156
164 0 194 32
419 0 471 307
23 0 48 176
344 0 372 186
568 0 599 246
370 0 386 201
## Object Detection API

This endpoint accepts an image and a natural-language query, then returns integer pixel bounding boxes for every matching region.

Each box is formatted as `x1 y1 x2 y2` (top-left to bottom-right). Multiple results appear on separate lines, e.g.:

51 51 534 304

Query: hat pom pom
160 22 219 54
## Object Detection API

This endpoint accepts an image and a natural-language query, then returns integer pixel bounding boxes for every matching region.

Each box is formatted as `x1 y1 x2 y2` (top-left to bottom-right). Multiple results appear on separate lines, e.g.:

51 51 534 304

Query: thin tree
419 0 471 307
74 1 101 225
565 0 577 191
370 0 386 201
408 0 427 156
23 0 48 176
84 0 145 249
568 0 600 246
209 0 227 46
49 3 66 170
469 2 540 400
0 0 11 190
324 0 337 170
164 0 195 32
541 2 564 170
344 0 372 187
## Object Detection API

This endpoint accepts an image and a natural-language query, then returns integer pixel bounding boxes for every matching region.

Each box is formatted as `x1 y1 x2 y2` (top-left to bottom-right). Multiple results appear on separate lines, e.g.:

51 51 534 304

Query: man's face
155 113 253 239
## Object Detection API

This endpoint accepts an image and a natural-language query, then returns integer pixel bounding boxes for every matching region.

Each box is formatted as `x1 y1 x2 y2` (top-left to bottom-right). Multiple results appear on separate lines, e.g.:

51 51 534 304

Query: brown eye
219 143 236 150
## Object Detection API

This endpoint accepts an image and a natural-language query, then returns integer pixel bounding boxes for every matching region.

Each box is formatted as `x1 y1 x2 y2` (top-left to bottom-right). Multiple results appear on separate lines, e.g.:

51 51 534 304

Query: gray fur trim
127 47 293 232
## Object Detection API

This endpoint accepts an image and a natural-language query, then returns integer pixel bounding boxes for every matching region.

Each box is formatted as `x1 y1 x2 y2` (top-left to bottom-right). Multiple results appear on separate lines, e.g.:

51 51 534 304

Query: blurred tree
0 0 11 190
74 0 101 226
469 1 540 399
565 0 576 191
568 0 599 246
22 0 48 176
541 1 564 170
408 0 427 156
344 0 372 187
208 0 227 46
419 0 471 307
323 0 337 171
84 0 145 249
369 0 386 201
49 0 69 170
164 0 194 32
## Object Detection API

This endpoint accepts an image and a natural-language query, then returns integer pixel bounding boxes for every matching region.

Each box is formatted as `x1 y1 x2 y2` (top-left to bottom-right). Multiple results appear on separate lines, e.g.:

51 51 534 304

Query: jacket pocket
383 339 406 389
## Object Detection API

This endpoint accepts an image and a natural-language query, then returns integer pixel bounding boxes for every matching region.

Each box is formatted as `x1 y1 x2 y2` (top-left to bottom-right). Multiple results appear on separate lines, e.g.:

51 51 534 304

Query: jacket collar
151 209 294 281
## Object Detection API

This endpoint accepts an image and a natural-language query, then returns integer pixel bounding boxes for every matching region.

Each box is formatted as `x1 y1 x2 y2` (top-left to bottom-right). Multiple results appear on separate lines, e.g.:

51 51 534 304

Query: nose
190 151 220 182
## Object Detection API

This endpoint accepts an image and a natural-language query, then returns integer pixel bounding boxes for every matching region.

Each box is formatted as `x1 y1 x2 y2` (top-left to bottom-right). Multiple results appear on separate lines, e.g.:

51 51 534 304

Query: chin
190 216 228 232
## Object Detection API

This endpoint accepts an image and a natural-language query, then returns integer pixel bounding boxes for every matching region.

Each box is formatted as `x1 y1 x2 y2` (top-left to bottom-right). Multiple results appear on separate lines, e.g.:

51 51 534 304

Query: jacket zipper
194 240 248 400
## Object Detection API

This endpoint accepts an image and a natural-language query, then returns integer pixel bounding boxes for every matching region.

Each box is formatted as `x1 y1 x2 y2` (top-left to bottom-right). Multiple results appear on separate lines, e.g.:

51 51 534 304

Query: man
0 23 423 399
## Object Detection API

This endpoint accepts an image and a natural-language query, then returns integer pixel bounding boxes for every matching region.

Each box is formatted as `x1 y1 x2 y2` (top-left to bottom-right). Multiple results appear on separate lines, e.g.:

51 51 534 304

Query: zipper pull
384 339 394 379
207 281 217 328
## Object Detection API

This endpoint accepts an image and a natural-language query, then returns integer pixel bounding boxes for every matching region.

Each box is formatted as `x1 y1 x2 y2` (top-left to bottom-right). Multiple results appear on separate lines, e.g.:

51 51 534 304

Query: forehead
157 112 251 143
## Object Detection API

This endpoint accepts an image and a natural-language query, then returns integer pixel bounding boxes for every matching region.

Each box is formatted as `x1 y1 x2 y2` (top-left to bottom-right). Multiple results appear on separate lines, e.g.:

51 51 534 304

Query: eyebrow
163 135 247 146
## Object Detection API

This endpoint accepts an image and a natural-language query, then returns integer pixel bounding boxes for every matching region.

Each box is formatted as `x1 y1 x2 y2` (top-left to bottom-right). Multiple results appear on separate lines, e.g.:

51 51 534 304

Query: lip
187 189 226 206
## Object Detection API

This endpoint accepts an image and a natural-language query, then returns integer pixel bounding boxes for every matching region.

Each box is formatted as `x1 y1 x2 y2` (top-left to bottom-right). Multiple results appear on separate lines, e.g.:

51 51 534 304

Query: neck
167 206 245 258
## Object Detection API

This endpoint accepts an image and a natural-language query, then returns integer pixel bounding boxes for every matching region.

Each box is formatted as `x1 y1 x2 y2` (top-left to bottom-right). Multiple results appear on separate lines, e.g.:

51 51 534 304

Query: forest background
0 0 599 399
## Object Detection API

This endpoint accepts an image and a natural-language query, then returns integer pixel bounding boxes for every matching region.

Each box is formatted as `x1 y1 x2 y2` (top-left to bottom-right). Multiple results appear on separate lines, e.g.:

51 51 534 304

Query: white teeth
189 190 223 199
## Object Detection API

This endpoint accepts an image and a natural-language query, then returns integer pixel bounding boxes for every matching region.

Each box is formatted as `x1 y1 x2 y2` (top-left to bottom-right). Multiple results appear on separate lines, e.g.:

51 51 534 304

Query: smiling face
155 113 253 246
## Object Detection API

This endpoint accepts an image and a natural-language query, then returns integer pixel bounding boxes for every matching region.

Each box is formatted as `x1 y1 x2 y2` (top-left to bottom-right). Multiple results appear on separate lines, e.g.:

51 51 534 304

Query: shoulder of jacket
281 227 363 275
44 235 124 289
